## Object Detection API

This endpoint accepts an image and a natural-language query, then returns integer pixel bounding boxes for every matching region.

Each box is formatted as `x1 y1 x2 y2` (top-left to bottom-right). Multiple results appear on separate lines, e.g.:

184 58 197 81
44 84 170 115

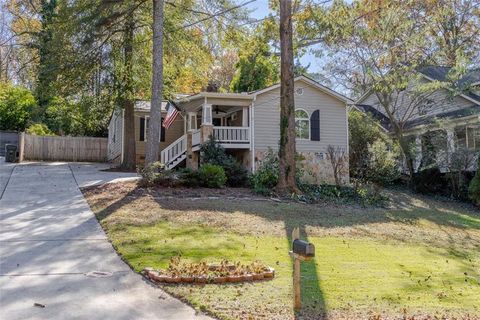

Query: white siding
253 79 348 154
107 109 123 162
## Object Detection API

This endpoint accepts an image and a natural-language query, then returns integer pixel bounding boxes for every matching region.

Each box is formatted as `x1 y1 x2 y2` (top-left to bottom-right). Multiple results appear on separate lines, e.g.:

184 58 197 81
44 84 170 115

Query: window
467 126 480 150
141 116 164 142
295 109 310 140
455 126 467 149
455 126 480 150
144 116 150 141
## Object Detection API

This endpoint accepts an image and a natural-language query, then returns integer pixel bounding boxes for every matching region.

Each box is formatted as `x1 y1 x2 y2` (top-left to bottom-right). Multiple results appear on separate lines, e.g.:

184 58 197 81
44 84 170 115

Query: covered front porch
161 92 254 170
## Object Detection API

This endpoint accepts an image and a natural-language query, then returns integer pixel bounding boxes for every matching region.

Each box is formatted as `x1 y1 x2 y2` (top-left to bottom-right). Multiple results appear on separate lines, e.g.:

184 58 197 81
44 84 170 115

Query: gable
253 76 352 105
356 79 478 123
253 78 349 153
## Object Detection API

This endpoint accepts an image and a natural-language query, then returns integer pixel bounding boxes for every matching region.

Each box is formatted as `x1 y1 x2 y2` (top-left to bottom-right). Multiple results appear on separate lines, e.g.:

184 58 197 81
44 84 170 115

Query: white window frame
143 116 162 142
467 125 480 150
295 108 310 140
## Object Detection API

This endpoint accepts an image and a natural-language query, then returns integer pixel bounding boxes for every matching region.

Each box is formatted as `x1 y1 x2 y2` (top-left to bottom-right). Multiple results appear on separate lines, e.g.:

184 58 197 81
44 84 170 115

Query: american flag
163 101 180 129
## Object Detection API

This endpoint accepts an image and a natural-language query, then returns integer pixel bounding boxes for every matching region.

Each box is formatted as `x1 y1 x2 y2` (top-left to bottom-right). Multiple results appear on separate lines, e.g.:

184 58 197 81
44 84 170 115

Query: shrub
0 83 36 131
26 123 55 136
178 168 202 187
250 149 306 195
138 162 178 187
198 164 227 188
364 140 400 186
249 149 279 195
348 110 400 186
468 157 480 206
200 138 248 187
222 158 249 186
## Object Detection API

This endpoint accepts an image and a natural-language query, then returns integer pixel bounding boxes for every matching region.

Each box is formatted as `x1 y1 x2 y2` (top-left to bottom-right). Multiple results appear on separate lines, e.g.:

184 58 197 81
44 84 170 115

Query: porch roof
176 92 254 112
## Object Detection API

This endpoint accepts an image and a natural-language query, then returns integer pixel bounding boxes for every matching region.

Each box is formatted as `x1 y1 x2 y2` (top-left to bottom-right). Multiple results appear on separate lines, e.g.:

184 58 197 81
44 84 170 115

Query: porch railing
161 134 186 166
213 126 250 143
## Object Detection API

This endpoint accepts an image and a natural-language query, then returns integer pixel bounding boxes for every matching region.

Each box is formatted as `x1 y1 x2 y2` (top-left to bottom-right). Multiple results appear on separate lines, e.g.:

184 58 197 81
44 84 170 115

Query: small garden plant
144 257 274 284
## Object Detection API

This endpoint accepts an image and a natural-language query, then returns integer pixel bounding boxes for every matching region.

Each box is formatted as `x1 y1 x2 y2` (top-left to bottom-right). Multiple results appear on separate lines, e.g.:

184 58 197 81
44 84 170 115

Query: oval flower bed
143 258 275 284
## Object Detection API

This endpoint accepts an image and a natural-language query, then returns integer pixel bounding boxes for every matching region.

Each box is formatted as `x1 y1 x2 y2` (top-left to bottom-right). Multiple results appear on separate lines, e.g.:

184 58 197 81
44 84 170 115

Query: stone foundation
254 149 349 185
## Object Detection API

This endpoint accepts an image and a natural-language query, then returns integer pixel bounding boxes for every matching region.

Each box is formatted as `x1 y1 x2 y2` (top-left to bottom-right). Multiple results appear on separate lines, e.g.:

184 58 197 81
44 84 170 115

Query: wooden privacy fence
23 134 108 162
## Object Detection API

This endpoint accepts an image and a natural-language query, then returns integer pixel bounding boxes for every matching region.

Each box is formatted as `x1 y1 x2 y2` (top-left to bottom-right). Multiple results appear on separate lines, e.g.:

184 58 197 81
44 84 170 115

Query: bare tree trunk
120 14 136 170
277 0 299 194
145 0 164 165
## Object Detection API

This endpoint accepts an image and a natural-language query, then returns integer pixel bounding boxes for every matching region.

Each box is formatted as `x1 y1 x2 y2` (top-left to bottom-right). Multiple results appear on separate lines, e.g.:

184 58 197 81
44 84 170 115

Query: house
355 66 480 173
107 75 352 184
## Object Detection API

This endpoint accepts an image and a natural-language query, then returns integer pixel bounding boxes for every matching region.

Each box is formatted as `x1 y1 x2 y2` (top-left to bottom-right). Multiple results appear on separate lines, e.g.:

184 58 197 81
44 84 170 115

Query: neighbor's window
467 126 480 150
295 109 310 140
455 126 480 150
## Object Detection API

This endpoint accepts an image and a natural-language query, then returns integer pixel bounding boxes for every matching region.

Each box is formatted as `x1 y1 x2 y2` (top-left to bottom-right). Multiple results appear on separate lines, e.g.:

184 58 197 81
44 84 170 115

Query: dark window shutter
139 117 145 141
160 118 166 142
310 110 320 141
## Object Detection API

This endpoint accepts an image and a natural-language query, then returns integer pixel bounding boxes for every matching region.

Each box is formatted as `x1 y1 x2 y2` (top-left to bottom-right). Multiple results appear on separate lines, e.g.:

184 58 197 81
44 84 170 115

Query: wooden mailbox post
289 227 315 310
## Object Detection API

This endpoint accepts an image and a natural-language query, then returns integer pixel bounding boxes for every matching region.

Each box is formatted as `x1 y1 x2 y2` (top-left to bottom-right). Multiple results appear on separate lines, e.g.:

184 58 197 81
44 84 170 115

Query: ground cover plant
83 181 480 320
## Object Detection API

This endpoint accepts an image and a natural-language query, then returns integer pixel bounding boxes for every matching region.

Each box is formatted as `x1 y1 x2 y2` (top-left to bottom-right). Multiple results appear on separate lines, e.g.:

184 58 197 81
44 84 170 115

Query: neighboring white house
355 66 480 173
107 75 352 184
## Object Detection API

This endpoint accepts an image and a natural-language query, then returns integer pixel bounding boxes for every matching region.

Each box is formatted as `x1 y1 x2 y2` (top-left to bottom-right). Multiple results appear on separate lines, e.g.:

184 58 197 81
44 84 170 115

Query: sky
245 0 323 73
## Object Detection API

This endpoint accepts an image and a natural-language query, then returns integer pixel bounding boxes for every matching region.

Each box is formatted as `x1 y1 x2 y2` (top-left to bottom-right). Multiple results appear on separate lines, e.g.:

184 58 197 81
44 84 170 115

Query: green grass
84 183 480 319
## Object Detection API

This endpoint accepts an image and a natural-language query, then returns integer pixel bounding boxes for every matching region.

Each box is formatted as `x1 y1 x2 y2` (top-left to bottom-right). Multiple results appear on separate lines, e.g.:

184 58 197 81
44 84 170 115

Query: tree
276 0 298 194
309 0 465 184
230 34 279 92
0 82 36 131
425 0 480 67
145 0 163 165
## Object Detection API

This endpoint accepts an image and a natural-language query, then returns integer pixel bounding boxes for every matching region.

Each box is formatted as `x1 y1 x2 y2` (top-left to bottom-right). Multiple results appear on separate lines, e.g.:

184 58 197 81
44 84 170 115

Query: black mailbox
292 239 315 257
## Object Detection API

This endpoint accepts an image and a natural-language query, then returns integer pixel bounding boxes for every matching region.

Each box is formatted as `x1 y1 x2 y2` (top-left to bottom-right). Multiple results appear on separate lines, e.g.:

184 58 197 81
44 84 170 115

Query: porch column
242 106 248 127
201 103 213 142
186 132 198 170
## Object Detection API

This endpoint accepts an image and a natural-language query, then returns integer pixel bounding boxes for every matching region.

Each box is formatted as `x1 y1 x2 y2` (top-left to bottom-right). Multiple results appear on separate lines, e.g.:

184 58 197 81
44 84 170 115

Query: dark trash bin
5 144 18 162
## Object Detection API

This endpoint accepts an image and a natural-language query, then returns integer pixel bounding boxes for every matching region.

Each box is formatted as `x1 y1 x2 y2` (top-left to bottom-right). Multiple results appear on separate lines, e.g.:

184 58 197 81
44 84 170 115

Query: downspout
250 95 256 172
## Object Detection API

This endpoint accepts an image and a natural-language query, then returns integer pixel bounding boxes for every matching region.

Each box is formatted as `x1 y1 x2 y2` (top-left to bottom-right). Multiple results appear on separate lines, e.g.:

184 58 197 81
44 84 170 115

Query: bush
349 110 400 186
364 140 400 186
223 158 249 186
0 83 36 131
200 138 248 187
178 168 202 187
198 164 227 188
249 150 279 195
26 123 55 136
138 162 178 187
468 157 480 206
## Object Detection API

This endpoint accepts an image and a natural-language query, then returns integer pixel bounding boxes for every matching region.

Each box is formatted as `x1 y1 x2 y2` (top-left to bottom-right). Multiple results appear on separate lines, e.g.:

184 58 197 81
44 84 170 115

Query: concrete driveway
0 160 211 320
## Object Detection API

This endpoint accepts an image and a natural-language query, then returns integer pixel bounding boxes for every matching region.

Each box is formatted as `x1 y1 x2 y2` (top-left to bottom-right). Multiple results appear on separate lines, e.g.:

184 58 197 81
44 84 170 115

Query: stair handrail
161 134 186 165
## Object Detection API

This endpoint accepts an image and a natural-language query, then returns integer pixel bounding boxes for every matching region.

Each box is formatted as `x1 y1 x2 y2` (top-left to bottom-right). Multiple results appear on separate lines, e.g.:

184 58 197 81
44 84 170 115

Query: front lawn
83 182 480 319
